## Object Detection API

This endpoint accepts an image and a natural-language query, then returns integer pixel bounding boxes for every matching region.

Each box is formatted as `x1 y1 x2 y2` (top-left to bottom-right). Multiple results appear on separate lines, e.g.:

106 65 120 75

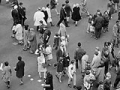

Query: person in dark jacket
64 0 72 22
11 5 20 25
42 71 53 90
93 12 104 39
74 42 86 69
57 4 69 27
42 7 48 24
72 4 81 26
43 29 51 48
15 56 25 85
18 2 27 26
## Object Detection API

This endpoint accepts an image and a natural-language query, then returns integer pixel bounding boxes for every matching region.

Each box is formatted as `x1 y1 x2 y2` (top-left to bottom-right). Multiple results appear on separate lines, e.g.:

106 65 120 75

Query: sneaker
73 85 77 89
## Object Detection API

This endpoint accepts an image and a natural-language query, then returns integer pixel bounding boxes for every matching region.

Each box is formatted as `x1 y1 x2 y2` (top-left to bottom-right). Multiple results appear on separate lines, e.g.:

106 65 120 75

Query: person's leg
68 76 72 87
114 76 120 88
76 59 78 69
57 18 63 26
39 72 42 78
75 21 78 26
73 73 77 88
87 23 90 33
63 18 69 27
20 77 23 85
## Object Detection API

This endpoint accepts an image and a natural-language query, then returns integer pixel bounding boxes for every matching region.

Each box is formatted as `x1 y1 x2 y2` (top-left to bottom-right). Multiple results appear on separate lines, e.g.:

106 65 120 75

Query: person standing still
74 42 86 70
15 56 25 85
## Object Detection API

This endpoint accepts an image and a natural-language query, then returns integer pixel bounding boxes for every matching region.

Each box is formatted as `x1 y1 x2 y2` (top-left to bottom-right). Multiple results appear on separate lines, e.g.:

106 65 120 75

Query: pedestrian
113 0 119 11
58 23 67 37
37 52 47 79
53 33 60 50
113 20 120 47
57 4 69 27
42 71 54 90
102 11 109 32
68 60 77 89
72 4 81 26
55 57 64 83
43 29 51 47
18 2 27 26
46 4 54 26
2 61 12 88
41 7 48 24
14 23 24 44
104 72 111 90
81 52 89 73
50 0 59 15
28 28 37 54
15 56 25 85
44 44 53 66
64 0 72 22
34 7 47 31
11 5 20 25
23 25 29 51
74 42 86 69
107 0 115 19
93 11 104 39
114 61 120 89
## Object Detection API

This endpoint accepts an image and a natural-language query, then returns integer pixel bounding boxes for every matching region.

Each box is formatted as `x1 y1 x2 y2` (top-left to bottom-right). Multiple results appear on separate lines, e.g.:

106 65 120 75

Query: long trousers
68 73 76 86
114 75 120 88
57 17 68 27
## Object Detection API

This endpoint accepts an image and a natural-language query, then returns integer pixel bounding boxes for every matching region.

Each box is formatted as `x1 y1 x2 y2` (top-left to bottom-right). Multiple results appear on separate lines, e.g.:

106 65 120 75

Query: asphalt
0 0 119 90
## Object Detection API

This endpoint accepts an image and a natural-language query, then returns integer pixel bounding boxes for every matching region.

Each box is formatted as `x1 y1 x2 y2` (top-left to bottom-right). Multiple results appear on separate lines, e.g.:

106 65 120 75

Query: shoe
20 82 23 85
68 84 71 88
66 25 69 27
73 85 77 89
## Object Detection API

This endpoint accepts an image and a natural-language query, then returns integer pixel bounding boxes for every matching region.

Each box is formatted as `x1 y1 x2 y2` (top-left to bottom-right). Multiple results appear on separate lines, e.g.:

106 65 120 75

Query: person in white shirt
68 60 76 89
34 8 47 31
46 4 54 26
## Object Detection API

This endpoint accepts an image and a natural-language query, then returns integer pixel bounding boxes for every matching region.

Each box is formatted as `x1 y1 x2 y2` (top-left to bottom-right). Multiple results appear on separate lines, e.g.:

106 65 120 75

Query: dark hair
62 4 65 7
77 86 82 90
24 25 29 30
19 2 23 5
65 0 69 3
4 61 9 66
46 4 49 7
116 20 119 23
18 56 22 61
78 42 81 47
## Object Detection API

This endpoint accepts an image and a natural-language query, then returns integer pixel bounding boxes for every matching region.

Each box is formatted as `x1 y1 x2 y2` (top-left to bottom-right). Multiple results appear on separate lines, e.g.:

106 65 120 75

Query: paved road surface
0 0 119 90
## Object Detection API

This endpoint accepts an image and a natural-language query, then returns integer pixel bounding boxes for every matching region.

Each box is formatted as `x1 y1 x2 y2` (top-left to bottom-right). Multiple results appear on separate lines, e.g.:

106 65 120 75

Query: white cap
42 7 46 11
14 5 18 9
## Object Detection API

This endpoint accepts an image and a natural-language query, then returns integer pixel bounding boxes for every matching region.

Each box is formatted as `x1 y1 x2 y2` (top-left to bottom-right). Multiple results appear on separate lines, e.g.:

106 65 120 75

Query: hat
14 5 18 9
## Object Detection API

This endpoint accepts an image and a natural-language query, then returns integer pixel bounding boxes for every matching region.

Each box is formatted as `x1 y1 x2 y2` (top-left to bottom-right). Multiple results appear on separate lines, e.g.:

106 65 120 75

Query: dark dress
50 0 57 9
45 73 53 90
15 60 25 78
72 7 81 21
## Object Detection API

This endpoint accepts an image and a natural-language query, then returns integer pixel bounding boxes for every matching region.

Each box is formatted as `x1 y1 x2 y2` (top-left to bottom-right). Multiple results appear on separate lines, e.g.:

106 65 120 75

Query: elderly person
2 62 12 88
28 28 37 54
34 8 47 31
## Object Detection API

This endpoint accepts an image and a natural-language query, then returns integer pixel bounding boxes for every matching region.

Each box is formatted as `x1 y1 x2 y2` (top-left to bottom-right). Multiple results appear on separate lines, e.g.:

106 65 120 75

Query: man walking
57 4 69 27
74 42 86 69
15 56 25 85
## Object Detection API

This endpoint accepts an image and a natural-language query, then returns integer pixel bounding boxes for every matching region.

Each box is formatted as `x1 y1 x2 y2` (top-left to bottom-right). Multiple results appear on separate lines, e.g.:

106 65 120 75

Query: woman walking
72 4 81 26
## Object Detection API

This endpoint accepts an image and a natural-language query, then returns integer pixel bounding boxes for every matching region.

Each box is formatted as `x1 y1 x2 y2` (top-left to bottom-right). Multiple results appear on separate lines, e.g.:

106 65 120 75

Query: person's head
62 4 65 8
76 86 82 90
14 5 18 9
85 70 90 75
46 4 49 8
116 20 120 26
37 7 41 11
42 7 46 11
76 3 79 7
78 42 81 47
24 25 29 30
4 61 9 66
18 56 22 61
40 20 43 24
71 60 75 64
19 2 23 6
89 14 93 18
94 51 98 56
65 0 69 4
